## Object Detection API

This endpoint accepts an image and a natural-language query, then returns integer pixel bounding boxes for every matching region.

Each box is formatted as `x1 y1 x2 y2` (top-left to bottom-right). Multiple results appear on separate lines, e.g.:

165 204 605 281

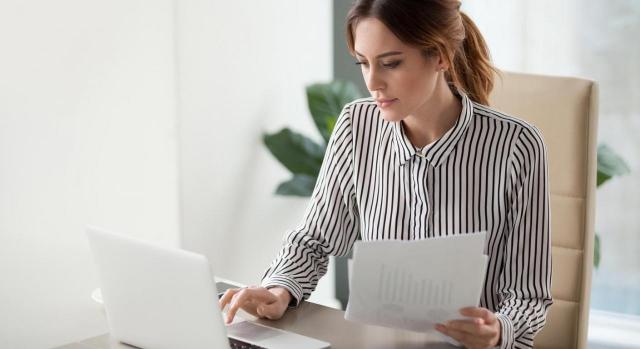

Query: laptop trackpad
227 321 285 342
227 321 330 349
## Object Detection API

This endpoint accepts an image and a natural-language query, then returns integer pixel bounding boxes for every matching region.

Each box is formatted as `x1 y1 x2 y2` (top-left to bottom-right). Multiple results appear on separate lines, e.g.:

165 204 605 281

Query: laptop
86 226 330 349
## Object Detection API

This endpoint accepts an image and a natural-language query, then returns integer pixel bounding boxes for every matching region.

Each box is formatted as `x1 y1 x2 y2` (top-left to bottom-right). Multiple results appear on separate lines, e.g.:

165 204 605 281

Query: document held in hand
344 232 488 333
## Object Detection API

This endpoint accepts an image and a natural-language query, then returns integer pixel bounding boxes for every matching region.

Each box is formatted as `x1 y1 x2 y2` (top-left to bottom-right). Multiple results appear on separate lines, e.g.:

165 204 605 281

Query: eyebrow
354 50 403 59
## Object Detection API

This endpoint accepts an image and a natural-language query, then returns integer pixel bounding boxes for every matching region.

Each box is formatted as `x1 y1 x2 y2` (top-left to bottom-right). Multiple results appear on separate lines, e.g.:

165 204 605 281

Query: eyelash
355 61 401 69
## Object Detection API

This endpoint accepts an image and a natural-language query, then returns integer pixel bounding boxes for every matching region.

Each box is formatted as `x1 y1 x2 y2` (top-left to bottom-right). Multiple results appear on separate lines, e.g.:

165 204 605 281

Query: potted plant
263 80 362 196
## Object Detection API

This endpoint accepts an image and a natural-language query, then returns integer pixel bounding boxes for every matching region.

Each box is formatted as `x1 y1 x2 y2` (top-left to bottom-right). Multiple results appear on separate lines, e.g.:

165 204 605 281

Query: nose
364 66 385 93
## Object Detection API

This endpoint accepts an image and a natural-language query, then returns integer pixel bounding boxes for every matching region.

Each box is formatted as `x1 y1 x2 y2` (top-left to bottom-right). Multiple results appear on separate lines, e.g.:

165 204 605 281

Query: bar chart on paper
345 234 488 333
377 263 454 307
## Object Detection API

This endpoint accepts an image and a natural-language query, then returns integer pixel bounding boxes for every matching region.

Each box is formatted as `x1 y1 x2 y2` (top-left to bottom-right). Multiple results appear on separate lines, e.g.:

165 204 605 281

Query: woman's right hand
219 286 291 324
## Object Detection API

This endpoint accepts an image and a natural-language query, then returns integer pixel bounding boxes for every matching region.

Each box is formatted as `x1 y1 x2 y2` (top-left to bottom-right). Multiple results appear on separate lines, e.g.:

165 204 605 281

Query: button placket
411 155 430 239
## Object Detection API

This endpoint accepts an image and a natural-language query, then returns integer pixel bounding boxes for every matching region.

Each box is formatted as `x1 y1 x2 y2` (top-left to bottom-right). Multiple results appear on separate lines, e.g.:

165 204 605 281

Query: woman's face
353 17 443 122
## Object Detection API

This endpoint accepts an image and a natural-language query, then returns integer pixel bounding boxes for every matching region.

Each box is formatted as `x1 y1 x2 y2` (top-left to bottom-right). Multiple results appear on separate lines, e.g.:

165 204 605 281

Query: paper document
344 232 488 334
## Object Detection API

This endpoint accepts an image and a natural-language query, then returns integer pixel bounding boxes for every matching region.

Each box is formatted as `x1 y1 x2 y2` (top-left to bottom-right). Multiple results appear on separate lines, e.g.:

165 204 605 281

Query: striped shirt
261 89 553 349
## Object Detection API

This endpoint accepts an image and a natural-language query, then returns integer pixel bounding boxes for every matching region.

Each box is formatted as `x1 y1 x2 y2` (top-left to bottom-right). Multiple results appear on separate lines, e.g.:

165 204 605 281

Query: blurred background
0 1 638 348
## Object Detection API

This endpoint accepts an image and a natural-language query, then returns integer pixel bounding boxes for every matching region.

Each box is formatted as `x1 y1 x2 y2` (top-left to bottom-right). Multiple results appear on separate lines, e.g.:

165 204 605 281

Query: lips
376 98 398 108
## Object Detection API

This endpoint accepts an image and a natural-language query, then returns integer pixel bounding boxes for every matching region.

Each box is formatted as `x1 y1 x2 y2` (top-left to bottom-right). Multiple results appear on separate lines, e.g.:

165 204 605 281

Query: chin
378 109 406 123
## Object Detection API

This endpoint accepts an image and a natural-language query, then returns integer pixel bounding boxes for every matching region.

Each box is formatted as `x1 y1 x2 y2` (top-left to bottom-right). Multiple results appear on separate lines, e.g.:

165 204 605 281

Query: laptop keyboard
228 337 267 349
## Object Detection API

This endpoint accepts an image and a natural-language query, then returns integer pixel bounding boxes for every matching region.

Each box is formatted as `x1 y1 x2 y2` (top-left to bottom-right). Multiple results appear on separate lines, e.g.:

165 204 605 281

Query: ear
422 47 449 71
436 53 449 71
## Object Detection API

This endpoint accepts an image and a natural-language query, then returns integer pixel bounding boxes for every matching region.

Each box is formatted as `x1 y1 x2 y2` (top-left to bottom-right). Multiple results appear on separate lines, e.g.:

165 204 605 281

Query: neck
402 79 462 149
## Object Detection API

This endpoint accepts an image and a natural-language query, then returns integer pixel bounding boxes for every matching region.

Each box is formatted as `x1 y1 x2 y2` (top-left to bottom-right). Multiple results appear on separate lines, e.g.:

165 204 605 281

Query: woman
220 1 552 348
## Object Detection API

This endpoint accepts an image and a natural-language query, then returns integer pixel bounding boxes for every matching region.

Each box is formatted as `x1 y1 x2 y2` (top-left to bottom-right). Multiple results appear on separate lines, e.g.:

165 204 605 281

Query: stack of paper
344 232 488 334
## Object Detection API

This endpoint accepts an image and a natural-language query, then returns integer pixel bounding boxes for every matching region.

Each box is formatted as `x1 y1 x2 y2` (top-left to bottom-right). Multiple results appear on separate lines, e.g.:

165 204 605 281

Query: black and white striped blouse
261 89 553 349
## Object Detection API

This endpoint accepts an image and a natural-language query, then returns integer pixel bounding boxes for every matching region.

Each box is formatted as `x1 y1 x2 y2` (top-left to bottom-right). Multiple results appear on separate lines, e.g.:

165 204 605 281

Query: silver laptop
86 226 330 349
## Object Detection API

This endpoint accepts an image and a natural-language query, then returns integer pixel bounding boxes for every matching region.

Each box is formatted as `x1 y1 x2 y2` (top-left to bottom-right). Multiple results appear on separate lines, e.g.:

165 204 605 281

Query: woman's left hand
435 307 501 349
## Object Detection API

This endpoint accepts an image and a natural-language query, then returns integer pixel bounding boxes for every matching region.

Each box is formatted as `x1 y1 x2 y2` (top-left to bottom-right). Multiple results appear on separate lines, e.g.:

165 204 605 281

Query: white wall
0 1 337 347
176 0 338 306
462 0 580 77
0 0 180 348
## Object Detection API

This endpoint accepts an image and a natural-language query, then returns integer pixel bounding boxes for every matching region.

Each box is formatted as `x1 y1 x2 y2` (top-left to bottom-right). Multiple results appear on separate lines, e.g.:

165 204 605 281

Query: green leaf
263 128 325 176
326 117 337 134
275 174 317 197
307 80 363 143
594 233 601 268
597 143 630 187
597 171 611 188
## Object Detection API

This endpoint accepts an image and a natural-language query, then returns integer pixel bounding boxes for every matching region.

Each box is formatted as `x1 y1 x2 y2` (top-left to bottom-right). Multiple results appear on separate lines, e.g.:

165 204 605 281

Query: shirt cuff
261 274 304 308
496 312 514 349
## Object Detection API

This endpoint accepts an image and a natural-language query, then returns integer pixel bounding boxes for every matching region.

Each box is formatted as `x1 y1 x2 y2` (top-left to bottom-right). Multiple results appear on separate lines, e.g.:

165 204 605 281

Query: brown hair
345 0 499 106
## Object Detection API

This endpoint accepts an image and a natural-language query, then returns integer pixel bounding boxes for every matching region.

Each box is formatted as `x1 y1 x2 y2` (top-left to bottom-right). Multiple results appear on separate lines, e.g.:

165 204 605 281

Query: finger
225 288 252 324
226 288 281 322
436 326 476 348
460 307 497 324
445 318 488 335
219 288 241 310
445 319 495 338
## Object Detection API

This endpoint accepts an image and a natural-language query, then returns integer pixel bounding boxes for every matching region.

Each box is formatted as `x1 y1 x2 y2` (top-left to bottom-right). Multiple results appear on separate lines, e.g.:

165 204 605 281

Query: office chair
489 71 599 349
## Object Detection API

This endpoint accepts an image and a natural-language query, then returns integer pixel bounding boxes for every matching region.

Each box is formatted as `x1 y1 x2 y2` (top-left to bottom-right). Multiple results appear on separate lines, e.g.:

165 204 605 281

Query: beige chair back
489 71 598 349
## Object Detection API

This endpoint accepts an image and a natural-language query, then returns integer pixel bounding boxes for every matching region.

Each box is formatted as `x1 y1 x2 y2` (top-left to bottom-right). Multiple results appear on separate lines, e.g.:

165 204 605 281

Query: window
464 1 640 347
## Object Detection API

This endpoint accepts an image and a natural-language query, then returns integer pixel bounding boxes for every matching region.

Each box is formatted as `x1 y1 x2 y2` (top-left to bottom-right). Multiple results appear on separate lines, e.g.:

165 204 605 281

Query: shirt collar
392 88 474 167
